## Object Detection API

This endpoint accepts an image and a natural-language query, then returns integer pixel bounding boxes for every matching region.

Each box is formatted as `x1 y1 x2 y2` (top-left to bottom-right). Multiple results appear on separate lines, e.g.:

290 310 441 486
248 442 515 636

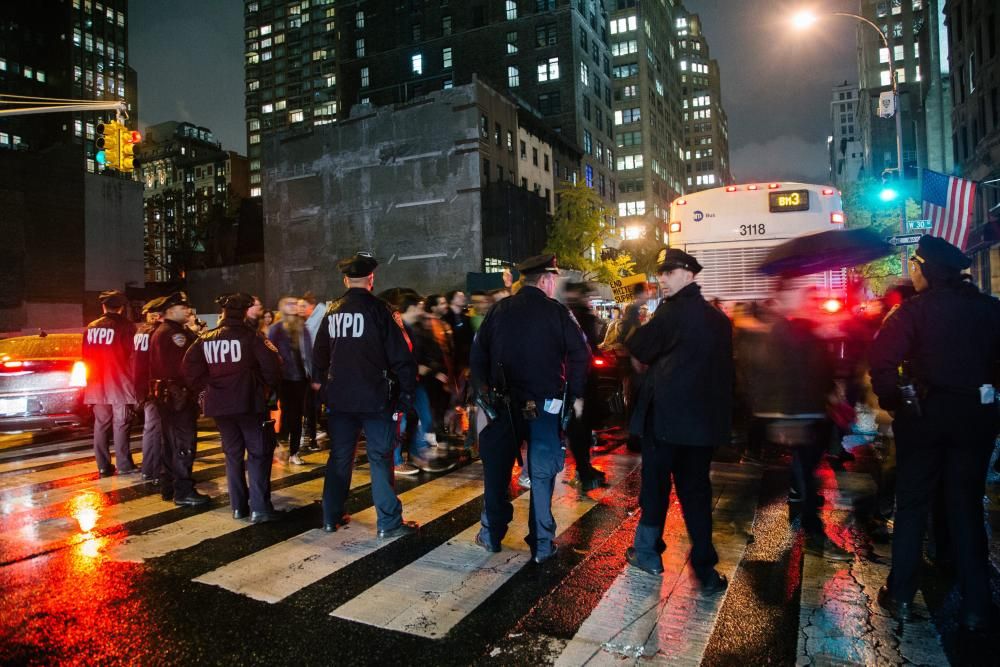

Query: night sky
129 0 858 184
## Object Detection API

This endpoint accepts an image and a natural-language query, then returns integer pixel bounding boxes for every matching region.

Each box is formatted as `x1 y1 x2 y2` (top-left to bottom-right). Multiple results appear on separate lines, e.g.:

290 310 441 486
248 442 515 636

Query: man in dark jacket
471 254 591 563
869 235 1000 628
563 282 607 490
269 296 313 465
184 293 284 523
312 252 419 537
133 296 166 482
624 249 731 592
83 290 138 476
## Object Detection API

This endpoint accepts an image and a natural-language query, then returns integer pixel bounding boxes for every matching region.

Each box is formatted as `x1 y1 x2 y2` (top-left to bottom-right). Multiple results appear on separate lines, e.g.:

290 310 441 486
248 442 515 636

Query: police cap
161 291 190 310
141 296 167 315
516 254 559 275
656 247 703 275
338 252 378 277
217 292 255 313
913 234 971 273
98 290 128 309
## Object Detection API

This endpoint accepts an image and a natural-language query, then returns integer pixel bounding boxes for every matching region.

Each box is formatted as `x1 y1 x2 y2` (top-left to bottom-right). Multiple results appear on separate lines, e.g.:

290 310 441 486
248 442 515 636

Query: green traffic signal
879 187 898 202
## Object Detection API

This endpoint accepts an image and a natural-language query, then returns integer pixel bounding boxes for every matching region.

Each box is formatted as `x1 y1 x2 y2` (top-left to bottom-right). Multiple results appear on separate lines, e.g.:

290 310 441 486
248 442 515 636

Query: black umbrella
758 227 894 278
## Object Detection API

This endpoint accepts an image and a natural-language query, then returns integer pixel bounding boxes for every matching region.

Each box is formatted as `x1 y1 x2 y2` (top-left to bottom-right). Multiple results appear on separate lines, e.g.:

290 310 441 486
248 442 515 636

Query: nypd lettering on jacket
328 312 365 338
133 332 149 352
87 327 116 345
202 339 243 364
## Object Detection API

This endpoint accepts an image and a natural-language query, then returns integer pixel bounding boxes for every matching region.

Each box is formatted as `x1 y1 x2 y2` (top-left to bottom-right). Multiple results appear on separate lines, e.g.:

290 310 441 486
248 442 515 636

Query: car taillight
747 184 759 190
821 188 836 196
593 356 608 368
1 360 25 370
674 198 687 205
669 221 682 233
768 183 781 189
821 299 843 314
69 361 87 387
830 211 846 224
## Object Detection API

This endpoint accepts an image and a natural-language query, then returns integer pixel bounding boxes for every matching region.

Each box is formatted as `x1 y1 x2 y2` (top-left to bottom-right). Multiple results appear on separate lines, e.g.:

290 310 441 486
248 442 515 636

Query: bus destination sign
768 189 810 213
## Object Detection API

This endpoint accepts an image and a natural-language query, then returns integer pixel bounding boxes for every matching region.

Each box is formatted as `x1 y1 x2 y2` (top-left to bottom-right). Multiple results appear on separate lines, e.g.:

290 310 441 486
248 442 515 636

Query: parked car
0 333 90 431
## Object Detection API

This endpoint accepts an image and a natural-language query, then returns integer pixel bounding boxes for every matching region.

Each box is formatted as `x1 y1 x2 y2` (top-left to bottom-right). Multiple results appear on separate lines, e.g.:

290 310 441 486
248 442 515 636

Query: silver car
0 333 90 431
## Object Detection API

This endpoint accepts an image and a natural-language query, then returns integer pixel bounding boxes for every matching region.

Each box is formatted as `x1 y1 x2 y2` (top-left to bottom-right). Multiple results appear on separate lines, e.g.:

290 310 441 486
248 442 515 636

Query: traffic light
879 168 899 203
119 127 141 172
95 120 120 169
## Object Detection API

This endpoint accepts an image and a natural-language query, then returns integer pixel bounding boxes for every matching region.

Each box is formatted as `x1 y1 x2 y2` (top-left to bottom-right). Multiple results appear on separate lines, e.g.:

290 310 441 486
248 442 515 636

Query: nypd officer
311 252 419 537
133 296 166 483
869 235 1000 629
470 254 591 563
183 293 284 522
624 249 732 593
149 292 208 506
83 290 138 477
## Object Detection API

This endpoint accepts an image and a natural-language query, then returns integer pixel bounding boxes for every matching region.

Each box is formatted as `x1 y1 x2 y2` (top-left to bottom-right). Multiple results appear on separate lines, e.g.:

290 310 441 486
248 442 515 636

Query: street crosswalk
0 434 960 665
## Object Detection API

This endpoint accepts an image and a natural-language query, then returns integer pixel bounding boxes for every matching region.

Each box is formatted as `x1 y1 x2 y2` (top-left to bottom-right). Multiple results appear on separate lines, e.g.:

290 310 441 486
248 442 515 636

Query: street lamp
793 9 908 270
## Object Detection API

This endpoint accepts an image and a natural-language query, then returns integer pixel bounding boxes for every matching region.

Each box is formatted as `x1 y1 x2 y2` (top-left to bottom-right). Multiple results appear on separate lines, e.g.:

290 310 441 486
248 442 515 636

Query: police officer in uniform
312 252 419 537
624 249 732 593
83 290 138 476
133 296 166 483
184 293 284 522
150 292 209 506
471 254 591 563
869 235 1000 628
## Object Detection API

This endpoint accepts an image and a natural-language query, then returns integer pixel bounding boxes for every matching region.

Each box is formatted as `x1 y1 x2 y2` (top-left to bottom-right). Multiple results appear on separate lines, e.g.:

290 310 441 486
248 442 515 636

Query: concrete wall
84 173 145 293
262 85 484 301
186 262 265 314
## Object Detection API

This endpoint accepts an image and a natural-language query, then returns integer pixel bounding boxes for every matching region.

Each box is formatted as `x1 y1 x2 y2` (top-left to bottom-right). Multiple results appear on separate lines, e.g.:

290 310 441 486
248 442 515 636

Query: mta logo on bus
694 210 704 222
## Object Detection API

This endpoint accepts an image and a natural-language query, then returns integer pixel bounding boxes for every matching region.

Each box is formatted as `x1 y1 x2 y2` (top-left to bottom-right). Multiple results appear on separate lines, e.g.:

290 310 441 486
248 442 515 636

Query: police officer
471 254 591 563
623 249 732 593
183 293 283 522
133 296 166 483
311 252 419 536
150 292 209 506
83 290 138 476
869 235 1000 628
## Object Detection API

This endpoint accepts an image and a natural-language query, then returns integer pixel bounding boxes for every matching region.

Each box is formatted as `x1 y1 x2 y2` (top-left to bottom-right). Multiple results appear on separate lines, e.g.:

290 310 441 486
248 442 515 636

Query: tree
545 182 635 282
840 179 921 295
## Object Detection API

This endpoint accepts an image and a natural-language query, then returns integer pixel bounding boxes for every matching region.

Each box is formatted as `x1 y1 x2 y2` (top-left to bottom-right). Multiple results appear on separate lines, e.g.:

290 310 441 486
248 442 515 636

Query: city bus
667 182 848 302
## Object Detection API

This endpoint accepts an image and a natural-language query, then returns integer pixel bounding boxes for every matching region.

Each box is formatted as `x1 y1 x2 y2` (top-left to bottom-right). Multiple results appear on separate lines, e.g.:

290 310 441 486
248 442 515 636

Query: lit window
36 70 45 82
251 187 262 197
505 0 517 20
262 103 273 113
24 66 33 79
537 56 560 82
361 66 370 88
355 10 365 28
275 100 286 110
506 31 518 54
442 47 452 69
508 65 519 87
249 79 260 91
325 74 336 87
411 53 423 75
289 109 304 123
312 49 327 61
261 24 272 35
443 79 453 89
580 62 589 86
356 39 365 57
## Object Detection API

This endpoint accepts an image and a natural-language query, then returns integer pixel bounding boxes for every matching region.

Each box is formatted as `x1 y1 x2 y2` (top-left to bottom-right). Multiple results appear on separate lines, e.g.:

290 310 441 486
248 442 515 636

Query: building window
611 40 638 56
361 67 370 88
482 114 490 140
508 65 520 87
616 154 643 170
495 123 502 146
532 147 539 165
443 15 452 35
536 24 557 47
506 0 517 20
412 53 423 75
506 31 518 54
289 109 304 123
356 38 365 57
442 47 452 69
355 10 365 28
614 108 640 125
536 0 555 10
583 130 593 154
610 16 638 34
544 154 550 171
580 62 589 86
262 103 273 113
520 140 527 158
585 165 594 188
538 91 561 114
537 56 560 82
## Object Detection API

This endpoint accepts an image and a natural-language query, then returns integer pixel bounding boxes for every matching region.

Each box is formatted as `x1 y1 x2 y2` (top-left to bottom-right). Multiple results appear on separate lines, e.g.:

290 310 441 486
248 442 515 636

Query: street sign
906 219 932 231
886 234 922 246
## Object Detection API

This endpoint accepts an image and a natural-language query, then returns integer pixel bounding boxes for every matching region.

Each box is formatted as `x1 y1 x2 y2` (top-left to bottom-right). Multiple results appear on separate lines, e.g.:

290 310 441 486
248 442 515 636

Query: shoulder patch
881 303 901 326
172 333 188 348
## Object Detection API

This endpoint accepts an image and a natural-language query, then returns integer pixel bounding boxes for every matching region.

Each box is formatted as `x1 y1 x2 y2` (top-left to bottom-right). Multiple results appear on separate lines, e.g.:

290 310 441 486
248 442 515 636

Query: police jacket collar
519 285 546 298
668 282 702 300
343 287 372 296
219 316 251 327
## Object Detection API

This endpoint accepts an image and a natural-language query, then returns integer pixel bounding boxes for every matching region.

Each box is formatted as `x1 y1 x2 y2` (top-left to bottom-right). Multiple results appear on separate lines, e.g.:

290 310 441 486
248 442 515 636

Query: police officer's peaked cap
516 254 559 275
656 247 703 275
339 252 378 277
913 235 971 272
98 290 128 308
161 291 191 310
141 296 168 315
217 292 255 312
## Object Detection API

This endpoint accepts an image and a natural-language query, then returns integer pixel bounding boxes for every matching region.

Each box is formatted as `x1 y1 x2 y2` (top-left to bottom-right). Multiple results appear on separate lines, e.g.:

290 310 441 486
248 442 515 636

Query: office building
829 81 864 187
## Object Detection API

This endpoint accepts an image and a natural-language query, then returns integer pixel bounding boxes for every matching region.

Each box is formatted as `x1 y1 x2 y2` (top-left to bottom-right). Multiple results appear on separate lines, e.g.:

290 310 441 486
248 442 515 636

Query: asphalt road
1 427 998 665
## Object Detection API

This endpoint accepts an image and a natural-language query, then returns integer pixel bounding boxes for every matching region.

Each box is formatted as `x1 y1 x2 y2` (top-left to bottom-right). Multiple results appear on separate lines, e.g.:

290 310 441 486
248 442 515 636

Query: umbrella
758 227 894 278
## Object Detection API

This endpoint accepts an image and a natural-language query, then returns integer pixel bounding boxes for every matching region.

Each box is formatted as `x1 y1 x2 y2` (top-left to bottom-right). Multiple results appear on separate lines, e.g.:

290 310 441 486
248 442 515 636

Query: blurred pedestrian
301 291 328 449
133 296 167 483
83 290 138 477
259 309 274 334
246 296 264 330
269 296 312 465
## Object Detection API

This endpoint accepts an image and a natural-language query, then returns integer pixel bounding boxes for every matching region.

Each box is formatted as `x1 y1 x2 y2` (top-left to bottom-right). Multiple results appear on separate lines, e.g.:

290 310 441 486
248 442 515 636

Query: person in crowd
423 293 456 446
247 296 264 330
258 309 275 334
183 293 283 523
83 290 138 477
269 296 312 465
312 252 418 537
623 249 731 592
133 296 167 483
471 254 590 563
301 291 328 450
469 291 492 333
869 235 1000 630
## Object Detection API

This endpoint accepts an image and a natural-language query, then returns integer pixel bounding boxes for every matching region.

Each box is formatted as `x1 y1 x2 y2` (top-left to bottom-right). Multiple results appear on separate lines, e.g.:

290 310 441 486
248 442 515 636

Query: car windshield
0 335 82 360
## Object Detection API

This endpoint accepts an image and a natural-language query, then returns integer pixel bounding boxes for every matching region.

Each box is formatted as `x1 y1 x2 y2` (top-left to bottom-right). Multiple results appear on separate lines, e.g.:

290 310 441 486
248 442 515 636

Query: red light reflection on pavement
69 491 105 534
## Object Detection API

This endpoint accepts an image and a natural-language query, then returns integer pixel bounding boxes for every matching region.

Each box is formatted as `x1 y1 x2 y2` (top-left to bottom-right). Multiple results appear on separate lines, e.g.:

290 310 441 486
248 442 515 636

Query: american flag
921 169 977 251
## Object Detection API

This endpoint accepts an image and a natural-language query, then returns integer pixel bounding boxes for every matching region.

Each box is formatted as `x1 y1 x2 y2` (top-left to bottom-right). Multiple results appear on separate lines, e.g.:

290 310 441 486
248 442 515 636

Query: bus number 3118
739 223 766 237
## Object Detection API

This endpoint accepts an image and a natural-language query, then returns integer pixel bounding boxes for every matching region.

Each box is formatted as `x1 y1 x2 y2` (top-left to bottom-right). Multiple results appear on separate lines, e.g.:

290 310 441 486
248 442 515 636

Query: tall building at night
828 81 864 187
244 0 616 210
135 122 250 284
675 9 731 193
607 0 686 244
0 1 137 172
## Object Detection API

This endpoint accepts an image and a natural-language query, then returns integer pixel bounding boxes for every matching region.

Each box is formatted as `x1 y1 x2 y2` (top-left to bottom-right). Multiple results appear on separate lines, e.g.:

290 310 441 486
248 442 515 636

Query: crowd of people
80 233 1000 630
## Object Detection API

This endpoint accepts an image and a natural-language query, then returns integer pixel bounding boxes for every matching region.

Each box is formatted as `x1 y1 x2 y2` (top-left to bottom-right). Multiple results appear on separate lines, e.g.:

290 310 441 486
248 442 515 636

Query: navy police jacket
182 317 283 417
150 319 197 384
312 287 417 414
131 321 160 400
82 312 137 405
471 285 591 403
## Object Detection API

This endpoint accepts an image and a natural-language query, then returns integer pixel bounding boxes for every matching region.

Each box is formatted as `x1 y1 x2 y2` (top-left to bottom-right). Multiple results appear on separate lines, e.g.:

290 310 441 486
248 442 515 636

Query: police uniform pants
888 394 997 617
634 437 718 580
92 403 135 473
568 377 600 481
140 401 163 479
158 402 200 497
323 412 402 531
215 414 274 513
